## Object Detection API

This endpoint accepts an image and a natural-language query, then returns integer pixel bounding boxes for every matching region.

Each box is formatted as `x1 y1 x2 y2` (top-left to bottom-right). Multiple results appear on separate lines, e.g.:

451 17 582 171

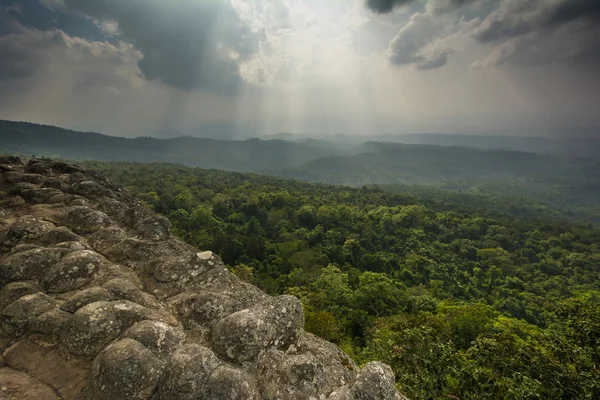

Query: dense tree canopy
83 161 600 399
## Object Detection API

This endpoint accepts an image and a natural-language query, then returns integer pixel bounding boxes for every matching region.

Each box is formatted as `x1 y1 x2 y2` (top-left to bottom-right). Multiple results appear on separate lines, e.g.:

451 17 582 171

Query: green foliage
79 161 600 399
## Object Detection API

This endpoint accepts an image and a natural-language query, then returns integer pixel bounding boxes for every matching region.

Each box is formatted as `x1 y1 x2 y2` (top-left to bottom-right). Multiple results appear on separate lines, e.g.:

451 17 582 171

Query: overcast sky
0 0 599 138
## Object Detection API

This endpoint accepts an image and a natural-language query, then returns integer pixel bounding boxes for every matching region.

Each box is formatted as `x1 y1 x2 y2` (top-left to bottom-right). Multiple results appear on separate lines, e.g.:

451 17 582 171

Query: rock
133 215 171 241
104 238 193 269
204 365 260 400
29 308 70 336
2 340 90 400
36 227 86 246
44 250 104 293
258 343 355 400
2 293 57 325
0 155 22 165
61 301 122 356
155 344 221 400
1 216 54 245
20 188 64 204
62 206 112 234
60 287 112 313
89 339 164 400
112 300 177 330
0 247 68 285
70 181 111 199
123 320 183 359
103 278 157 308
169 291 243 330
0 367 59 400
329 362 397 400
25 159 83 175
42 177 69 191
0 281 44 310
212 295 304 363
95 198 129 216
87 227 128 253
150 253 214 283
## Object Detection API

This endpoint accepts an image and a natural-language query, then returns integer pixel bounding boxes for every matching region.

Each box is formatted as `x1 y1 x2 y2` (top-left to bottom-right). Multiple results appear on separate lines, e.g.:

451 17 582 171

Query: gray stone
212 295 304 363
103 278 156 308
0 281 44 310
133 215 171 241
36 226 85 246
169 291 242 330
70 180 111 199
155 344 221 400
60 287 111 313
61 301 122 356
123 320 183 359
112 300 178 330
0 247 68 286
62 206 112 234
204 365 260 400
90 339 164 400
20 188 64 204
1 216 54 245
2 293 57 325
44 250 103 293
95 198 129 216
329 362 397 400
29 308 70 336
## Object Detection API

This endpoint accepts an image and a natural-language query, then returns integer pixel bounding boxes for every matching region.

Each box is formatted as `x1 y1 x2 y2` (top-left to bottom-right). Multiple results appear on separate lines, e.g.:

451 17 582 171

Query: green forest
80 161 600 400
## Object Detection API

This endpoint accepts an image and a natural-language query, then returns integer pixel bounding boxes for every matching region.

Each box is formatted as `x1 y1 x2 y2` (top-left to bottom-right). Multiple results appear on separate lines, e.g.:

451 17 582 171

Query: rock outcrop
0 156 407 399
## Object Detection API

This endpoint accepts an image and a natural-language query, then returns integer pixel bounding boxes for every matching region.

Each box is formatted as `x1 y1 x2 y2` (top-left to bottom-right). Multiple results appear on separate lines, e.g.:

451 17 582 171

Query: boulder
328 362 397 400
123 320 183 359
29 308 70 336
36 227 86 246
20 188 64 204
0 281 44 310
60 287 112 313
44 250 104 293
112 300 177 330
103 278 158 308
61 206 112 234
204 365 260 400
61 301 122 356
211 295 304 363
2 293 57 325
89 339 163 400
155 344 221 400
1 216 54 246
0 247 68 285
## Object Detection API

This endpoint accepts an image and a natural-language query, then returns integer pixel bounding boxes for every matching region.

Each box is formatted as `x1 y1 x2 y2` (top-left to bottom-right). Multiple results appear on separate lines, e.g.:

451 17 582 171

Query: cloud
470 0 600 67
387 12 452 69
367 0 474 14
0 19 141 89
366 0 414 14
59 0 262 94
378 0 600 71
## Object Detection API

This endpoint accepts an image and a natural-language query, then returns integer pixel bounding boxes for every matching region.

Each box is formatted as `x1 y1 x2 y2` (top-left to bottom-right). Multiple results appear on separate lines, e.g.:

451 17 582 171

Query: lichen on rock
0 157 409 400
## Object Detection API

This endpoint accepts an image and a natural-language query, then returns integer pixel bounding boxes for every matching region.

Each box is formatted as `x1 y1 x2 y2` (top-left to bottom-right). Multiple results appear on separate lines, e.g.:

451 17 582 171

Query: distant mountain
0 120 338 173
3 119 600 222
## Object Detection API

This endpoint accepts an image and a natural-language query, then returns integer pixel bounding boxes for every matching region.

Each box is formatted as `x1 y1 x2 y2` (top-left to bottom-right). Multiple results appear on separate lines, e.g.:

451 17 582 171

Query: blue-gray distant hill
0 120 337 173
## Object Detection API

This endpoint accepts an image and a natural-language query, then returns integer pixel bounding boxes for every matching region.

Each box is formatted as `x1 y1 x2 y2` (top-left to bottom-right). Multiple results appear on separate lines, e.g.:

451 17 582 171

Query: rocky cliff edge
0 156 408 400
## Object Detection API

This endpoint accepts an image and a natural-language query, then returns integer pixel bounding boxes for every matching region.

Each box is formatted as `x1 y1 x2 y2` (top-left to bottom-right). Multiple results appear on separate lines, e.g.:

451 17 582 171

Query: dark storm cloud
366 0 414 14
366 0 474 14
474 0 600 43
471 0 600 66
376 0 600 70
60 0 261 93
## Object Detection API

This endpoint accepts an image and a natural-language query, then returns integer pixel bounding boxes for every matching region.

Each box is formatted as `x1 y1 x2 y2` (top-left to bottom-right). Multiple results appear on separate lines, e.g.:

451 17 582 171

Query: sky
0 0 599 138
